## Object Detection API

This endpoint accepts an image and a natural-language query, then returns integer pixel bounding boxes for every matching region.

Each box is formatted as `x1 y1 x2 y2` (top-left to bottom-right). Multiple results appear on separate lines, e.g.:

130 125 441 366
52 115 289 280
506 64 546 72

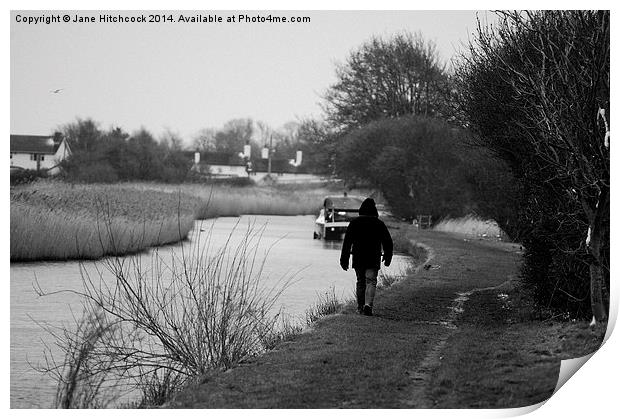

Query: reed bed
127 182 326 219
10 181 198 261
11 180 336 261
433 214 505 239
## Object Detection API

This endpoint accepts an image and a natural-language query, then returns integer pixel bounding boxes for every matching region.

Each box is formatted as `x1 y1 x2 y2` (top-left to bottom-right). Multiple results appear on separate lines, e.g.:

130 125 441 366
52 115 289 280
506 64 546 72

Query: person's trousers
355 268 378 309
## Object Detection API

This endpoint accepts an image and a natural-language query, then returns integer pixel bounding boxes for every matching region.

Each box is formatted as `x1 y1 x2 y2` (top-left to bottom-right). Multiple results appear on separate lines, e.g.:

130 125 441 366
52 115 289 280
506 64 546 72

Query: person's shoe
363 305 373 316
357 306 364 314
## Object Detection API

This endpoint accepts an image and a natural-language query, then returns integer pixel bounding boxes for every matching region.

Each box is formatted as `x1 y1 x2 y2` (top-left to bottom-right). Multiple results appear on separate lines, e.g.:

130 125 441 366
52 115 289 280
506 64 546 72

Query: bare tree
457 11 609 321
192 128 217 153
278 121 300 144
60 118 102 153
324 32 448 130
159 128 185 151
214 118 255 154
255 120 274 147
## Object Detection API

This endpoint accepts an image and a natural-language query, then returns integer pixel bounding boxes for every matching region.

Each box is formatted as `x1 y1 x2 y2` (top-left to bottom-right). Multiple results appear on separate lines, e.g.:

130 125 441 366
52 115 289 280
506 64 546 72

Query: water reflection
320 240 346 251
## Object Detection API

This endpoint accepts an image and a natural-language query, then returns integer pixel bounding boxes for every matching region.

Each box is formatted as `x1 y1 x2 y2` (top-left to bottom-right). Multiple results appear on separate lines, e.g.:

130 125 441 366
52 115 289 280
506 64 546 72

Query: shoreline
10 180 331 262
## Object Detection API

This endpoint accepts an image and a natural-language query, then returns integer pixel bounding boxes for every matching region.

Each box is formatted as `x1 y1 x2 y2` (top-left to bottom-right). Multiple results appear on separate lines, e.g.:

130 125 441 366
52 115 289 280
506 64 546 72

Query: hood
358 198 379 217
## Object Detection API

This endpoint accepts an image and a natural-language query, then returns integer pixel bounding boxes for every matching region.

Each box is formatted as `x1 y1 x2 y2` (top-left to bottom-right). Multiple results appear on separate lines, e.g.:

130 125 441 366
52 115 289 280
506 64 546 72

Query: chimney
296 150 303 166
53 131 63 145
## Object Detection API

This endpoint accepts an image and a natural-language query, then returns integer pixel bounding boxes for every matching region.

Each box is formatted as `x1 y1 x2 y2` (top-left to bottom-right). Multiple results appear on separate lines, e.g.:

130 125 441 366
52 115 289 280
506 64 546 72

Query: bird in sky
50 88 64 94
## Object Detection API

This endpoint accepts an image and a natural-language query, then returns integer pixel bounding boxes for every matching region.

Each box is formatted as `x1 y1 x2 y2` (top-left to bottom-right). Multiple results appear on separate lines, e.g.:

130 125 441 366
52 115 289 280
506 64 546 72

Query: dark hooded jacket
340 198 393 270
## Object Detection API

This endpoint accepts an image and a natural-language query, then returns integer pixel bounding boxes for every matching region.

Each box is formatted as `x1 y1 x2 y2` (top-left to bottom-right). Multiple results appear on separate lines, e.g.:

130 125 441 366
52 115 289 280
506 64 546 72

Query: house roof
201 152 245 166
10 135 62 154
252 158 298 173
195 152 302 173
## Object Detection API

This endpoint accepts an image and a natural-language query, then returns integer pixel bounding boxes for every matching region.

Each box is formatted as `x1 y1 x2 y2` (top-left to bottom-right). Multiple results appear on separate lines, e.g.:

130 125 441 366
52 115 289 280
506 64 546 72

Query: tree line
53 117 333 183
59 121 189 183
324 14 609 321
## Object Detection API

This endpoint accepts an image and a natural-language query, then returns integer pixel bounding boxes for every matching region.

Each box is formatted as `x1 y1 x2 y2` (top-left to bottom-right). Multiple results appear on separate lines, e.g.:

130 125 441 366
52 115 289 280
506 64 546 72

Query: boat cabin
314 196 364 240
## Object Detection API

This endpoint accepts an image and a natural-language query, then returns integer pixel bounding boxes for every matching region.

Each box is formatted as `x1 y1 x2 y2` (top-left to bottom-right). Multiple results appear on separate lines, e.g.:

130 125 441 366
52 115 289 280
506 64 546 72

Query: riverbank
10 181 198 261
167 226 605 409
10 180 350 261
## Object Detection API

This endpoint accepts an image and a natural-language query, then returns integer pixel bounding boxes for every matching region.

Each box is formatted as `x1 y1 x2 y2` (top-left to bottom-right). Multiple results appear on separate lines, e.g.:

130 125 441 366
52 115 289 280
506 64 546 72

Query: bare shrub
36 219 294 407
37 310 120 408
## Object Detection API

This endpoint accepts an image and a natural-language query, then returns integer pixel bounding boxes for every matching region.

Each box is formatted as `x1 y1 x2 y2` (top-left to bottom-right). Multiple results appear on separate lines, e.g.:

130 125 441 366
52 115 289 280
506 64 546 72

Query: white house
10 134 72 175
192 151 325 183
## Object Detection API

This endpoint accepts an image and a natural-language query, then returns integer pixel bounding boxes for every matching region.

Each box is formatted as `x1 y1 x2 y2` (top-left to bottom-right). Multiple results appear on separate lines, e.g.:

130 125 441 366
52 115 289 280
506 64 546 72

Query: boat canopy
323 196 364 211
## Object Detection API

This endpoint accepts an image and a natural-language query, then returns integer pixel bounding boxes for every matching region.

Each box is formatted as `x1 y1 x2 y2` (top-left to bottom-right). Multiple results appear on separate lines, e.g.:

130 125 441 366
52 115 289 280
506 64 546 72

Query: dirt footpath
168 228 604 409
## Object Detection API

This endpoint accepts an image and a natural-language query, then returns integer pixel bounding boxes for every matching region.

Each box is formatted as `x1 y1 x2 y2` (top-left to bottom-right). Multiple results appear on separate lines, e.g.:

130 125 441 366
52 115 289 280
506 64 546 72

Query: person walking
340 198 393 316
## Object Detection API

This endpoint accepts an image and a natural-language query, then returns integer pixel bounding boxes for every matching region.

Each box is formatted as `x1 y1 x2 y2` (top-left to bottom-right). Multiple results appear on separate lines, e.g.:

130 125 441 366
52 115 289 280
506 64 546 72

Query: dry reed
11 180 339 261
127 182 326 218
433 214 505 238
10 181 198 261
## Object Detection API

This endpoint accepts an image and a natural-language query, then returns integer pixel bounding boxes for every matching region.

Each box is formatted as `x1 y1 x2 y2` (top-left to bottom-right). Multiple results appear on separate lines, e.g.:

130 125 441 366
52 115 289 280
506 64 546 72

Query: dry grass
433 214 505 239
50 310 121 409
428 288 605 408
195 187 323 219
10 180 370 261
129 182 386 220
304 287 343 325
261 315 304 351
10 180 198 261
129 182 327 219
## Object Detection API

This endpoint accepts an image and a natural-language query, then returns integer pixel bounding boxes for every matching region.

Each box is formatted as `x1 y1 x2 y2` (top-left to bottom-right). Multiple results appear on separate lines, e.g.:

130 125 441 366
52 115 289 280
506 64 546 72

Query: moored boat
314 196 364 240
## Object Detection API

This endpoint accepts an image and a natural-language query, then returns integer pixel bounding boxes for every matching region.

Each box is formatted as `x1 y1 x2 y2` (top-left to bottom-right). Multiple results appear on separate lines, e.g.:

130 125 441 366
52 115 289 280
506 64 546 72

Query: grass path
168 227 604 409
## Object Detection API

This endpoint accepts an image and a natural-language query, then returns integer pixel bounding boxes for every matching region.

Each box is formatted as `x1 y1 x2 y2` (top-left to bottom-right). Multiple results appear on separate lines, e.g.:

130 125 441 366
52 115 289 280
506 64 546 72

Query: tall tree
336 116 473 220
295 118 335 174
61 118 102 152
159 128 185 152
126 129 165 180
192 128 217 152
255 120 274 148
214 118 254 154
324 32 448 131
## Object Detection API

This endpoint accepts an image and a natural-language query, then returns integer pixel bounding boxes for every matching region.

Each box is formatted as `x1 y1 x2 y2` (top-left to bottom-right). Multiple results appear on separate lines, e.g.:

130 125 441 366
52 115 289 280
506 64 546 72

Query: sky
10 10 498 144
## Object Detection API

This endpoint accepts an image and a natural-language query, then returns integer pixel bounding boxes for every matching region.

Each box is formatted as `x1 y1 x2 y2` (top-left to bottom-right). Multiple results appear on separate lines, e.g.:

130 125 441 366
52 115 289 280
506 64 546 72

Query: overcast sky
10 10 497 143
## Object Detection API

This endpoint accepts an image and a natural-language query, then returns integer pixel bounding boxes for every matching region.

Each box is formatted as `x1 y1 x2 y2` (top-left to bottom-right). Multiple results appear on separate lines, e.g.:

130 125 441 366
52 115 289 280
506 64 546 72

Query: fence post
416 215 432 229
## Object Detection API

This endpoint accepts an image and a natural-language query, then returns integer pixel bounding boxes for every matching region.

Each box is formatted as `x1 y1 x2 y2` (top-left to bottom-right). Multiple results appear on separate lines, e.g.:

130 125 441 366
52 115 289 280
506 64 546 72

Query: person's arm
340 222 354 270
381 222 393 267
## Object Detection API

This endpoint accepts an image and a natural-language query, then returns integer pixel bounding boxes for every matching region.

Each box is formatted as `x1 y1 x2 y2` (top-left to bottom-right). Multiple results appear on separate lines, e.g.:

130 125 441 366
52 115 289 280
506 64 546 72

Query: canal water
10 215 411 408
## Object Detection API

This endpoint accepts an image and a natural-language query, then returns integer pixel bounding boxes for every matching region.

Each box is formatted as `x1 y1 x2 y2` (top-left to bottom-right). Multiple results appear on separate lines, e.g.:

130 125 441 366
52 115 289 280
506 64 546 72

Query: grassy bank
427 285 605 408
10 181 198 261
167 226 604 408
